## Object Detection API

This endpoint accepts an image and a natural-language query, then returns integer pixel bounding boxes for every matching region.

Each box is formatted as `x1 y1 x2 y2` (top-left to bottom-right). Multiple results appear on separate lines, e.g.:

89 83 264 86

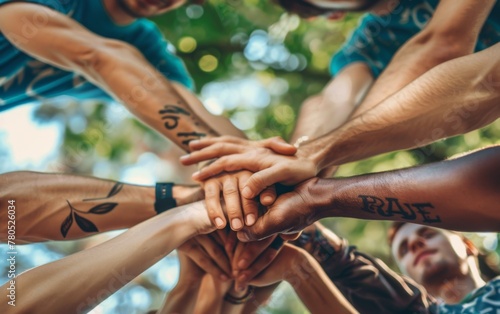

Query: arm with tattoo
238 145 500 241
0 171 201 243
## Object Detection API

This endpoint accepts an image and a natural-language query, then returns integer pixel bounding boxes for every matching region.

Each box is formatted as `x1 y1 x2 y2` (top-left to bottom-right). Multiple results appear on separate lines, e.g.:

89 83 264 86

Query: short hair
387 221 406 247
387 222 479 256
274 0 328 18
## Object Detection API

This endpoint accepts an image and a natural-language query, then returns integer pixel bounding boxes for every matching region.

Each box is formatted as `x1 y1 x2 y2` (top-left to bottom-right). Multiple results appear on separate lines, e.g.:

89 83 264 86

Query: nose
408 235 426 253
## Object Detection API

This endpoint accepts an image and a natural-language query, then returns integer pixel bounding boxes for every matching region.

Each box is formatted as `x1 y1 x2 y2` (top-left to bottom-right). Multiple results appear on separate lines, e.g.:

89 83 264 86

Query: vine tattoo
158 102 216 148
60 182 123 238
358 195 442 224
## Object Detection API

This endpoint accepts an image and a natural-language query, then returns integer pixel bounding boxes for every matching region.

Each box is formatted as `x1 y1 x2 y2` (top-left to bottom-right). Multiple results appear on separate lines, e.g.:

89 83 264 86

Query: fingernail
215 218 225 228
192 171 200 178
245 214 255 226
220 274 229 281
180 154 190 160
233 269 239 276
238 259 248 269
232 218 243 230
242 186 252 198
190 140 200 145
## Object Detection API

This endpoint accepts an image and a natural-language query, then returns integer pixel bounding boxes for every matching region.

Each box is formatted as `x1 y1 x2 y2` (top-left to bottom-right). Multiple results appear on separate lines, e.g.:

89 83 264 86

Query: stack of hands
180 136 322 241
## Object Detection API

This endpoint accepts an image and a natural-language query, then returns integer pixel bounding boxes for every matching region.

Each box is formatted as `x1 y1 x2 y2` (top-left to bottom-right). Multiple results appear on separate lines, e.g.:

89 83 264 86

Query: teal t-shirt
0 0 193 111
430 277 500 314
331 0 500 77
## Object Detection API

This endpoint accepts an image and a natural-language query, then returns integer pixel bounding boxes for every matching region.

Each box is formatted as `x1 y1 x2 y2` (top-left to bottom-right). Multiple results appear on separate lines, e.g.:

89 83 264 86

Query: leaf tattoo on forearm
60 183 122 238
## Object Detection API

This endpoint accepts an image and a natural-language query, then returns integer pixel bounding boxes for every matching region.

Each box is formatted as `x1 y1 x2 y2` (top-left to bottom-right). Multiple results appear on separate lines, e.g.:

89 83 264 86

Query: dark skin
236 145 500 242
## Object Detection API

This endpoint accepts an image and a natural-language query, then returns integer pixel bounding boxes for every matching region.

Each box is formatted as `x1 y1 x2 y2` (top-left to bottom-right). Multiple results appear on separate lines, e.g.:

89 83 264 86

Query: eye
422 230 436 239
399 243 408 258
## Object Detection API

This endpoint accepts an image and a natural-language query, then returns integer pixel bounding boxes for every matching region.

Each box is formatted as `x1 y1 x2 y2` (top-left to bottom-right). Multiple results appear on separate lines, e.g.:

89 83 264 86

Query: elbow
71 39 141 82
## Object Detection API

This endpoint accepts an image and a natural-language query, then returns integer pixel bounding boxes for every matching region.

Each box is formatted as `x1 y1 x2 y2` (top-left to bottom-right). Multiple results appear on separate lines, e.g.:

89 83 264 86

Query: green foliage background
15 0 500 313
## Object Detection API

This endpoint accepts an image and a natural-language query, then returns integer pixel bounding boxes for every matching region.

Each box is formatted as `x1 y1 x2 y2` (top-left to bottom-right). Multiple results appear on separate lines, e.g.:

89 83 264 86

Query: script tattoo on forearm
158 102 216 148
358 195 442 224
60 182 123 238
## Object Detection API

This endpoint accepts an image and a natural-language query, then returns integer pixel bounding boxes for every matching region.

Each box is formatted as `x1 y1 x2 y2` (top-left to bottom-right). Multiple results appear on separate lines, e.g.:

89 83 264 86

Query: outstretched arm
185 44 500 198
353 0 496 116
238 145 500 241
0 171 202 243
250 244 359 314
0 2 219 151
292 223 432 314
0 201 213 313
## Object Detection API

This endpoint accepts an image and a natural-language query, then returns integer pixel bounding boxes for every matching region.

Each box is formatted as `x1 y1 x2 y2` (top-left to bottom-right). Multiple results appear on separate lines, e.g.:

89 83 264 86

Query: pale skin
300 222 486 309
182 0 498 198
0 0 296 232
391 224 485 303
235 145 500 242
0 201 214 313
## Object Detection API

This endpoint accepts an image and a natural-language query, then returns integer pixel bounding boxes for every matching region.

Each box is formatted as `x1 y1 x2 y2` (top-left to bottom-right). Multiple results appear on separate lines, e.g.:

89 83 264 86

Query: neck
103 0 136 25
428 259 485 304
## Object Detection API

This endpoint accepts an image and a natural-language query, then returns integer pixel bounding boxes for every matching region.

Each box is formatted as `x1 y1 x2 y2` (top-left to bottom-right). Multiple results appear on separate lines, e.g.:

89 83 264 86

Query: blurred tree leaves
27 0 500 313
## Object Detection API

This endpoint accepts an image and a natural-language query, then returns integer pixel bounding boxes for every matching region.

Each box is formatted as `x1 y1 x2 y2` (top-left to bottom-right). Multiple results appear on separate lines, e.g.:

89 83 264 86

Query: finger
233 235 276 271
237 205 289 242
235 238 285 288
192 155 260 181
184 241 230 281
224 230 238 261
237 173 259 227
180 143 245 166
195 235 232 277
222 176 244 231
204 180 226 229
262 137 297 155
259 185 277 206
242 166 290 199
188 136 246 151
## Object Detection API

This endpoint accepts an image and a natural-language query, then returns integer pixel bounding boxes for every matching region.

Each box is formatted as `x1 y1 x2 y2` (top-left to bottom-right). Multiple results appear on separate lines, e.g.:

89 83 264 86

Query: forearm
93 47 219 151
314 145 500 231
287 248 358 314
290 63 373 144
309 44 500 169
0 171 157 242
0 204 203 313
352 0 495 116
295 224 431 314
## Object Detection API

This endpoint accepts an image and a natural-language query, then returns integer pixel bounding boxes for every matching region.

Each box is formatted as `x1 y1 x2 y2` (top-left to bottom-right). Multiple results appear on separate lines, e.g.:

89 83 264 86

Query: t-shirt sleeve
0 0 72 14
134 22 195 91
330 15 386 78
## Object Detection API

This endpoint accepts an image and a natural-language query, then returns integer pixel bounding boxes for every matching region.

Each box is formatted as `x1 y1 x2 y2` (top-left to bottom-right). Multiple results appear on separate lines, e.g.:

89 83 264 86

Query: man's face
117 0 188 18
391 224 470 287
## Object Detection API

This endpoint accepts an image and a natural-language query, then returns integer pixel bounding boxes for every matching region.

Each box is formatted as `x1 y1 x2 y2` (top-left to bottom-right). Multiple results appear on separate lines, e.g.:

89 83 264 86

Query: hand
202 170 264 231
236 178 322 242
182 136 297 161
248 244 304 287
173 184 204 206
184 143 318 200
178 232 232 281
232 235 286 292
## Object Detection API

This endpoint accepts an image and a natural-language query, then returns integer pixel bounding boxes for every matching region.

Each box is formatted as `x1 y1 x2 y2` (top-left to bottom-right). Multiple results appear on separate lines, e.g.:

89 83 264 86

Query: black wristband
154 183 177 214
